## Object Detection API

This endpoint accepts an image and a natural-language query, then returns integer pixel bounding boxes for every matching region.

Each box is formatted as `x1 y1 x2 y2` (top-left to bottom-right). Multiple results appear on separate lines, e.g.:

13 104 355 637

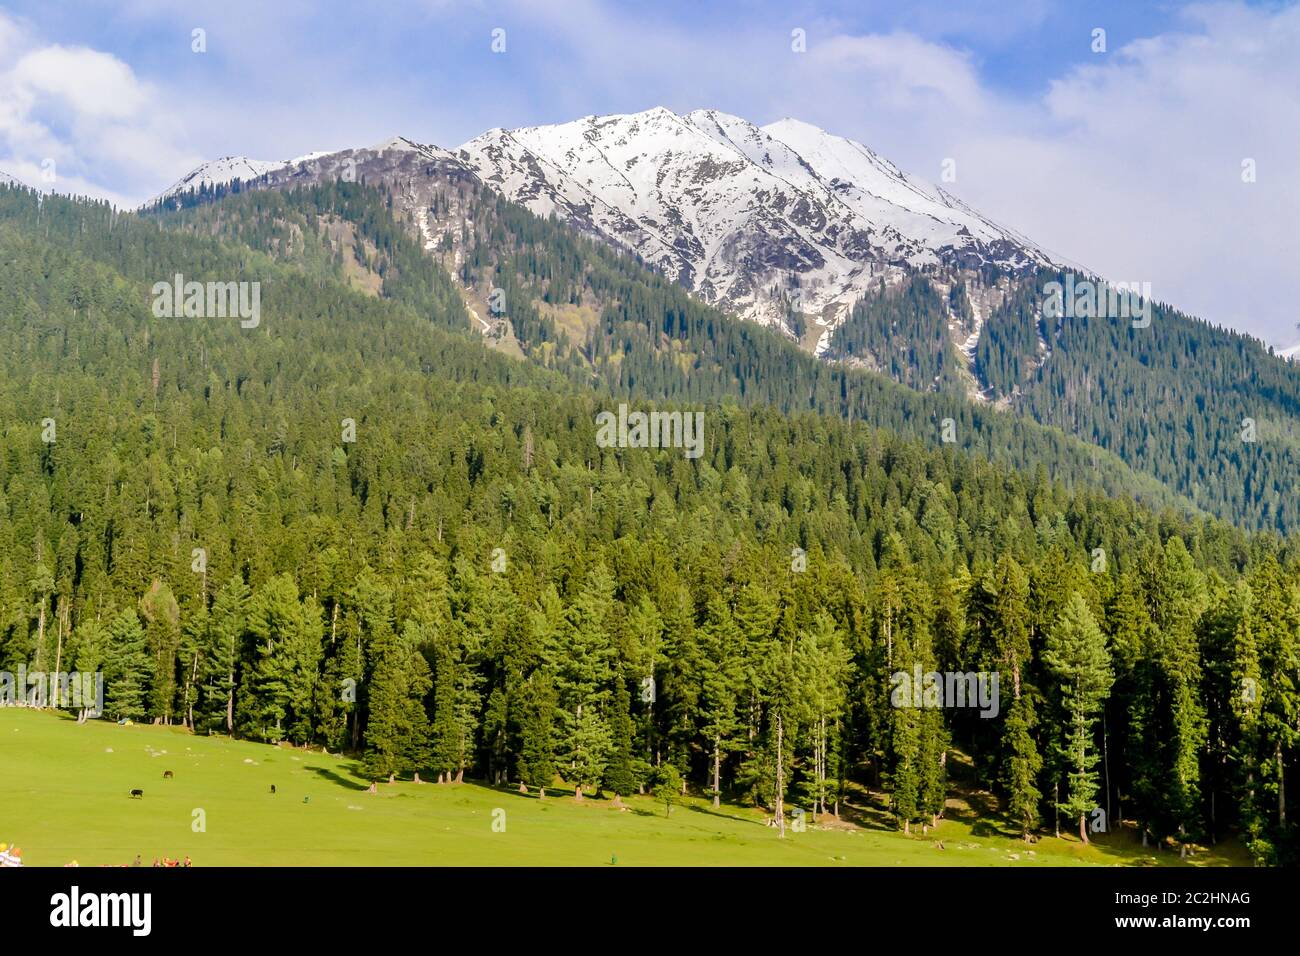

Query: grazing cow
163 770 174 779
129 789 143 799
269 785 276 795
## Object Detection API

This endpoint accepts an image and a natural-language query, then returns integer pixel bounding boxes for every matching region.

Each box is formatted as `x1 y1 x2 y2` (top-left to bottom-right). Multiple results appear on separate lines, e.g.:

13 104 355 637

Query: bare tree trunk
1054 781 1060 838
35 596 48 677
1279 743 1287 827
51 598 64 712
712 739 721 809
226 627 236 733
775 712 785 838
350 631 362 750
1103 709 1111 830
186 650 199 728
885 607 893 669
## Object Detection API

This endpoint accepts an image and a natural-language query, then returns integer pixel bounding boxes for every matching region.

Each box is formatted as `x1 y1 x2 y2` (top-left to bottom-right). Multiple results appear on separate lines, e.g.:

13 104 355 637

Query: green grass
0 709 1247 867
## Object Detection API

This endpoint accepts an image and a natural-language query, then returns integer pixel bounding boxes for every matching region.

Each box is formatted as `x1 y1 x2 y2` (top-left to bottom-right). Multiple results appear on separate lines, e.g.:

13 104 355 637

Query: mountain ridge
147 107 1056 346
140 111 1300 533
459 107 1055 343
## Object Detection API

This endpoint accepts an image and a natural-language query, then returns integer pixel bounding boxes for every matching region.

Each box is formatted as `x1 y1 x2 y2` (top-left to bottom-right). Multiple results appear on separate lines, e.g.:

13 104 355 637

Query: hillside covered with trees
2 183 1297 865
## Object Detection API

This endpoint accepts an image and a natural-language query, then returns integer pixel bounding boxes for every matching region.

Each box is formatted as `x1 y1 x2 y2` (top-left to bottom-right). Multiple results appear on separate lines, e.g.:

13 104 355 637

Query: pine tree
555 564 616 798
1043 593 1113 843
603 672 639 799
239 574 316 742
430 619 482 783
1145 537 1210 855
794 612 851 819
1240 557 1300 863
518 671 558 796
699 597 743 809
139 580 181 723
69 618 110 720
1003 691 1043 839
365 619 433 779
104 609 149 721
201 575 248 734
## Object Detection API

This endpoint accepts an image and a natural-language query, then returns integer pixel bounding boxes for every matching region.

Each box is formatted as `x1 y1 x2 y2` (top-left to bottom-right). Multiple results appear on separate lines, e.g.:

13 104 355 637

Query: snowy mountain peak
151 149 353 206
368 135 443 157
0 170 29 189
152 156 287 204
151 107 1056 344
457 107 1053 337
1277 341 1300 362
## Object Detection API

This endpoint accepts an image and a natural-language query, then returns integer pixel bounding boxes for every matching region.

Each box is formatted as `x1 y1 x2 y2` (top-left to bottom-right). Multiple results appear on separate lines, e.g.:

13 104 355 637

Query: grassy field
0 709 1248 867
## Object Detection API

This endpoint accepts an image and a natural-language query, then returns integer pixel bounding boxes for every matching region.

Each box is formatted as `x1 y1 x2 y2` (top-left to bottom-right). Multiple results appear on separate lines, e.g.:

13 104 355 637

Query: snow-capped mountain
0 170 28 189
147 137 465 207
457 108 1053 338
152 151 337 204
148 108 1056 347
1278 341 1300 362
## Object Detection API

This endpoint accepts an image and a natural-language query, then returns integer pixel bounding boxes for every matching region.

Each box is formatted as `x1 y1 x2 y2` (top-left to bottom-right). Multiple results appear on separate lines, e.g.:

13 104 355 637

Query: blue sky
1 0 1297 345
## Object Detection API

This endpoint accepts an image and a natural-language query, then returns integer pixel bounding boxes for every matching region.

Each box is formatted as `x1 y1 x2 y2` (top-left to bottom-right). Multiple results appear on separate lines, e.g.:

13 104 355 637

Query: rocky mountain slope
459 108 1052 347
149 109 1053 352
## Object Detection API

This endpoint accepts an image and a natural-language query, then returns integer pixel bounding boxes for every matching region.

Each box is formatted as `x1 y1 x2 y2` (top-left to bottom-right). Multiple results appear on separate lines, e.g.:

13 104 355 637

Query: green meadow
0 709 1246 867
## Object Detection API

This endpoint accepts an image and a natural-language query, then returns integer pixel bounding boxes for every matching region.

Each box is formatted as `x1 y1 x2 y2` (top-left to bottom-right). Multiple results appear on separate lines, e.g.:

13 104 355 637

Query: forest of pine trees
1 181 1298 865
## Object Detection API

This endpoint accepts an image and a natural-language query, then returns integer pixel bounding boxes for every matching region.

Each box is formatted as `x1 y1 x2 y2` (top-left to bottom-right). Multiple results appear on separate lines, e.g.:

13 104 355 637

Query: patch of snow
458 107 1056 335
957 296 985 364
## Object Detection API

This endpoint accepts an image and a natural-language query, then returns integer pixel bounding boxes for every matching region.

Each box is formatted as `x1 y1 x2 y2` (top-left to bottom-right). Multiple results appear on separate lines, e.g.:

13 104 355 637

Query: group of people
61 855 193 867
2 842 197 868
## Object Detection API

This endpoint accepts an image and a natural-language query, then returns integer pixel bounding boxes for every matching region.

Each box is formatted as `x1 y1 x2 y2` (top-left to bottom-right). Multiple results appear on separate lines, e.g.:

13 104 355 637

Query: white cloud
1 1 1294 345
973 4 1300 344
450 1 1300 343
0 11 200 206
811 33 987 118
765 4 1300 345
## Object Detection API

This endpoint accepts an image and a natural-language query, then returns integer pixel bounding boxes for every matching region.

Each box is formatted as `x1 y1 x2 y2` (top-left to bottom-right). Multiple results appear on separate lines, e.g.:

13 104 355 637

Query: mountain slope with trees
2 183 1298 864
150 141 1300 534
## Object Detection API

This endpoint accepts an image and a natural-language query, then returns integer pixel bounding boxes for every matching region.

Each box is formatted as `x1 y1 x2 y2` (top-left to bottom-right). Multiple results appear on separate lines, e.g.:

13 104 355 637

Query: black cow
129 789 143 799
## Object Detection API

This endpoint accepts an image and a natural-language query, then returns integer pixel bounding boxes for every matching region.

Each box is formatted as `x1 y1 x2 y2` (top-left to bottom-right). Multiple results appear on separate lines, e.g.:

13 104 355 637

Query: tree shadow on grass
304 764 369 791
683 802 769 829
836 793 897 833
